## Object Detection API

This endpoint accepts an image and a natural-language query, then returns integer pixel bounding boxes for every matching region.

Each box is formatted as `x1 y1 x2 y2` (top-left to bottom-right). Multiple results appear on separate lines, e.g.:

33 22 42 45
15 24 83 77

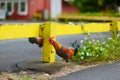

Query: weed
72 33 120 63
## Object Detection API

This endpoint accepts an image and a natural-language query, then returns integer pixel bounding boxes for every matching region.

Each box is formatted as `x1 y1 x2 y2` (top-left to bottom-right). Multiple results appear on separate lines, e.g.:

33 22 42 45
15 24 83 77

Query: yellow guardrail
0 21 119 63
0 23 41 40
118 22 120 31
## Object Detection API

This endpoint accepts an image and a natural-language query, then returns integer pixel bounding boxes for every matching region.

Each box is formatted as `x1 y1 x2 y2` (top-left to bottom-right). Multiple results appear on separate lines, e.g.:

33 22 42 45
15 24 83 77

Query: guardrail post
110 20 118 39
42 22 56 63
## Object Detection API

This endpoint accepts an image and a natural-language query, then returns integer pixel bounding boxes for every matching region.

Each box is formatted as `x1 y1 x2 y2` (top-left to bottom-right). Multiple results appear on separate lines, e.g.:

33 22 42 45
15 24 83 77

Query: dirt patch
0 61 97 80
49 64 96 79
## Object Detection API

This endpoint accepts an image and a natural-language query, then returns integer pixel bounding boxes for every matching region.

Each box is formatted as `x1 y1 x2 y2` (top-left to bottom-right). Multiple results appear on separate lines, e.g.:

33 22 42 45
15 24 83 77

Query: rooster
28 37 80 62
48 37 79 62
28 37 43 47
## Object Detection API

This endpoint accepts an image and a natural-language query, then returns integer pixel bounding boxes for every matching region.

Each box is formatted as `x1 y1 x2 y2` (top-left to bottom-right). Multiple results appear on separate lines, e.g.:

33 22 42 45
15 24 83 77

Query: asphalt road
57 61 120 80
0 39 42 72
0 33 111 72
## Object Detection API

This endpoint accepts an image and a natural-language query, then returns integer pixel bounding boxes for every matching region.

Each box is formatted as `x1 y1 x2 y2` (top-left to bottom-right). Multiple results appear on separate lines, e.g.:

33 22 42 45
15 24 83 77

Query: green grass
19 77 32 80
71 33 120 64
79 12 120 17
58 12 120 22
61 12 120 17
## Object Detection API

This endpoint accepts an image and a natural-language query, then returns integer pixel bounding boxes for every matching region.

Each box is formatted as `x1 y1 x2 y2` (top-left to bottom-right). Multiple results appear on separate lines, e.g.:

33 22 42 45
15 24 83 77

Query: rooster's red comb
48 37 55 44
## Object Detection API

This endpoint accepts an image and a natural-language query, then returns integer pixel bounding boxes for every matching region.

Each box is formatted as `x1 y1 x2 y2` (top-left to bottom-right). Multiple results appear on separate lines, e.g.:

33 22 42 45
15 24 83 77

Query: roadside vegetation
68 0 120 13
78 12 120 17
72 33 120 64
58 0 120 22
59 12 120 17
57 12 120 22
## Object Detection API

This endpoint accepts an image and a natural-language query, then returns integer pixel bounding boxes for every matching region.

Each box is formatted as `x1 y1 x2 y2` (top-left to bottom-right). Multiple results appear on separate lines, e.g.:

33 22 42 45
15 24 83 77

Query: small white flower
92 54 95 56
108 37 112 40
68 22 74 25
81 52 84 55
85 37 88 40
102 42 105 44
100 48 103 52
117 34 120 37
96 55 99 57
86 52 90 56
87 33 90 35
89 41 92 44
83 47 86 49
93 40 95 42
69 46 74 49
96 40 99 43
81 56 84 59
106 44 109 48
80 40 83 43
